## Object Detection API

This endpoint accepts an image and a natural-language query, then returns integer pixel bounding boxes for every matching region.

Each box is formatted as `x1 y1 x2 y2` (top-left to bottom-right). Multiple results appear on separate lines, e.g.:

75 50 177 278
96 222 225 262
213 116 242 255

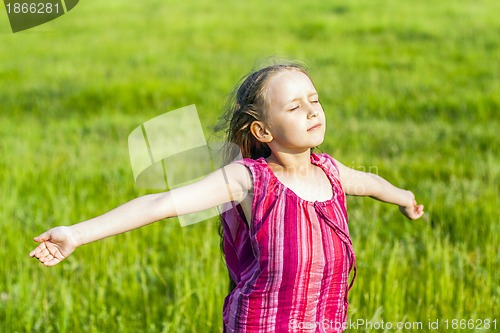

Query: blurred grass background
0 0 499 332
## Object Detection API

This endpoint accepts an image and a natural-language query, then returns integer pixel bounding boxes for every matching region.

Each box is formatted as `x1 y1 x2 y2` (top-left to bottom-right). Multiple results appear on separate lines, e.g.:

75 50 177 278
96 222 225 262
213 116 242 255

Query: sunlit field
1 0 499 332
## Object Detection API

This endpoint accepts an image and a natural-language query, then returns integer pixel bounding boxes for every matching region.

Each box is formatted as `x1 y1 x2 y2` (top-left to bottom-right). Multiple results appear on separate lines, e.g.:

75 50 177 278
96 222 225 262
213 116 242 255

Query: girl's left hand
399 199 424 220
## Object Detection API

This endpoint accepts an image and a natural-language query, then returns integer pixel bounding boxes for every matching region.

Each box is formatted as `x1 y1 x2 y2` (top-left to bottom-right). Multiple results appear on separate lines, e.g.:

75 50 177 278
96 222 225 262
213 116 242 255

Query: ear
250 120 273 143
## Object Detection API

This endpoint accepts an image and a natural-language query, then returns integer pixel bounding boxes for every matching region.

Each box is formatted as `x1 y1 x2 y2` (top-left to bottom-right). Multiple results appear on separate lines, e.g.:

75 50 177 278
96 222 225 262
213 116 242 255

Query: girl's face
263 70 326 153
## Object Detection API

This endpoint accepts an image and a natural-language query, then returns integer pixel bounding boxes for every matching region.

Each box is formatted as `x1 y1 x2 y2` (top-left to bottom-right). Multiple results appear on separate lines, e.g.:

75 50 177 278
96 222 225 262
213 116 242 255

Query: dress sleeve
315 153 341 178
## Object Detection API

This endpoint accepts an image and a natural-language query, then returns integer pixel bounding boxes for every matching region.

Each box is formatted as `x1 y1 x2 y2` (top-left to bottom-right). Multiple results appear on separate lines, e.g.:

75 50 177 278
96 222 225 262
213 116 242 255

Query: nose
307 105 319 118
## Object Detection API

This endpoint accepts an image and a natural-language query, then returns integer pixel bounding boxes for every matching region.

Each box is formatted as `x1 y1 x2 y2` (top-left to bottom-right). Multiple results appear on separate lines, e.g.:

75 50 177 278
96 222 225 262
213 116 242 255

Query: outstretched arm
29 163 252 266
334 159 424 220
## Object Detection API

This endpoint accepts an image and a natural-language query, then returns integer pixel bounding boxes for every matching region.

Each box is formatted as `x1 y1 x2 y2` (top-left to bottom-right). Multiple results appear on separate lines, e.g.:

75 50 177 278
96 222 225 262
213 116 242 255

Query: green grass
1 0 499 332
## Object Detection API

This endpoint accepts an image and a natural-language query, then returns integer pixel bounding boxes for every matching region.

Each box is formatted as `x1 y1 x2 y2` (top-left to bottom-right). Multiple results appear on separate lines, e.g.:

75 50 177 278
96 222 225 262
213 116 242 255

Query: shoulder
232 157 269 178
222 161 253 184
232 157 275 193
217 161 254 203
233 157 266 168
225 157 267 188
311 153 342 174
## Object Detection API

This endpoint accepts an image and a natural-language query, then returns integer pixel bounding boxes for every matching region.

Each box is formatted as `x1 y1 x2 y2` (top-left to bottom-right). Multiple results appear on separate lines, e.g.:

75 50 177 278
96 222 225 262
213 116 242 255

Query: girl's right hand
29 226 80 266
398 197 424 220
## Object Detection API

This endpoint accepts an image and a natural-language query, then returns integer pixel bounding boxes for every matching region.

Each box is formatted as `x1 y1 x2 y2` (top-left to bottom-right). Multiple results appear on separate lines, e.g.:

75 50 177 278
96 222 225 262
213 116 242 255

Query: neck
266 149 313 171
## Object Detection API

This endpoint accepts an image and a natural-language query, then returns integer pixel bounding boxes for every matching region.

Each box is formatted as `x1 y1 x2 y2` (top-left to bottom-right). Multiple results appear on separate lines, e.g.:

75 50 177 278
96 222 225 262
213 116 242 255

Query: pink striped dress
221 153 356 333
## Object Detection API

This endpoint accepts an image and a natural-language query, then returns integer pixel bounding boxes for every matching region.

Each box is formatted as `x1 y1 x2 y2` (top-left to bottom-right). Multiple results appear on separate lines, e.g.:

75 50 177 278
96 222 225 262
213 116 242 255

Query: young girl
30 62 424 332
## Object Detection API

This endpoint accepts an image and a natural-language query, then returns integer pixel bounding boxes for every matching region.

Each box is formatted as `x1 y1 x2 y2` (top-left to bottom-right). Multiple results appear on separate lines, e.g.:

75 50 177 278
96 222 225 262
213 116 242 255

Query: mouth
307 123 322 131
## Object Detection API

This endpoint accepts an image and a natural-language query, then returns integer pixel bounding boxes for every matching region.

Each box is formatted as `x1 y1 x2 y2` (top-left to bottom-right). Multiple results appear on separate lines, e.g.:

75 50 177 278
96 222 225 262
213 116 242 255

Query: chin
306 142 324 150
312 136 325 147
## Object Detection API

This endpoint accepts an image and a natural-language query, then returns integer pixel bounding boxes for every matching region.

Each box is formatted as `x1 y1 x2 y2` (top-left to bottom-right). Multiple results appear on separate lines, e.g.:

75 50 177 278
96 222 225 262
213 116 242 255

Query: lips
307 123 322 131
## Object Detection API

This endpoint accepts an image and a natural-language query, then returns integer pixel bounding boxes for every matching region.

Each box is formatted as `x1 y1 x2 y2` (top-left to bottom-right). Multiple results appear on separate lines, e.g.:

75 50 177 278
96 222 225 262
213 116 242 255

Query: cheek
266 116 280 134
319 109 327 123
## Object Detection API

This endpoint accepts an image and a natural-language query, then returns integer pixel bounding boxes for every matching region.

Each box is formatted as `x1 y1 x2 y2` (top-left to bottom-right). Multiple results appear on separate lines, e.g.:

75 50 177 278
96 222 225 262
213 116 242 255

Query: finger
38 248 51 258
43 257 61 267
39 252 54 263
33 231 51 243
413 210 424 219
408 208 423 220
29 242 47 257
29 248 39 257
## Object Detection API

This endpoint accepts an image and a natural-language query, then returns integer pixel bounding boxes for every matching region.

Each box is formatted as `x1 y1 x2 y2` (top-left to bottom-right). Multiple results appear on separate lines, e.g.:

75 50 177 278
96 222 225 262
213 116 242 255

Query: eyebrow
285 92 319 104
